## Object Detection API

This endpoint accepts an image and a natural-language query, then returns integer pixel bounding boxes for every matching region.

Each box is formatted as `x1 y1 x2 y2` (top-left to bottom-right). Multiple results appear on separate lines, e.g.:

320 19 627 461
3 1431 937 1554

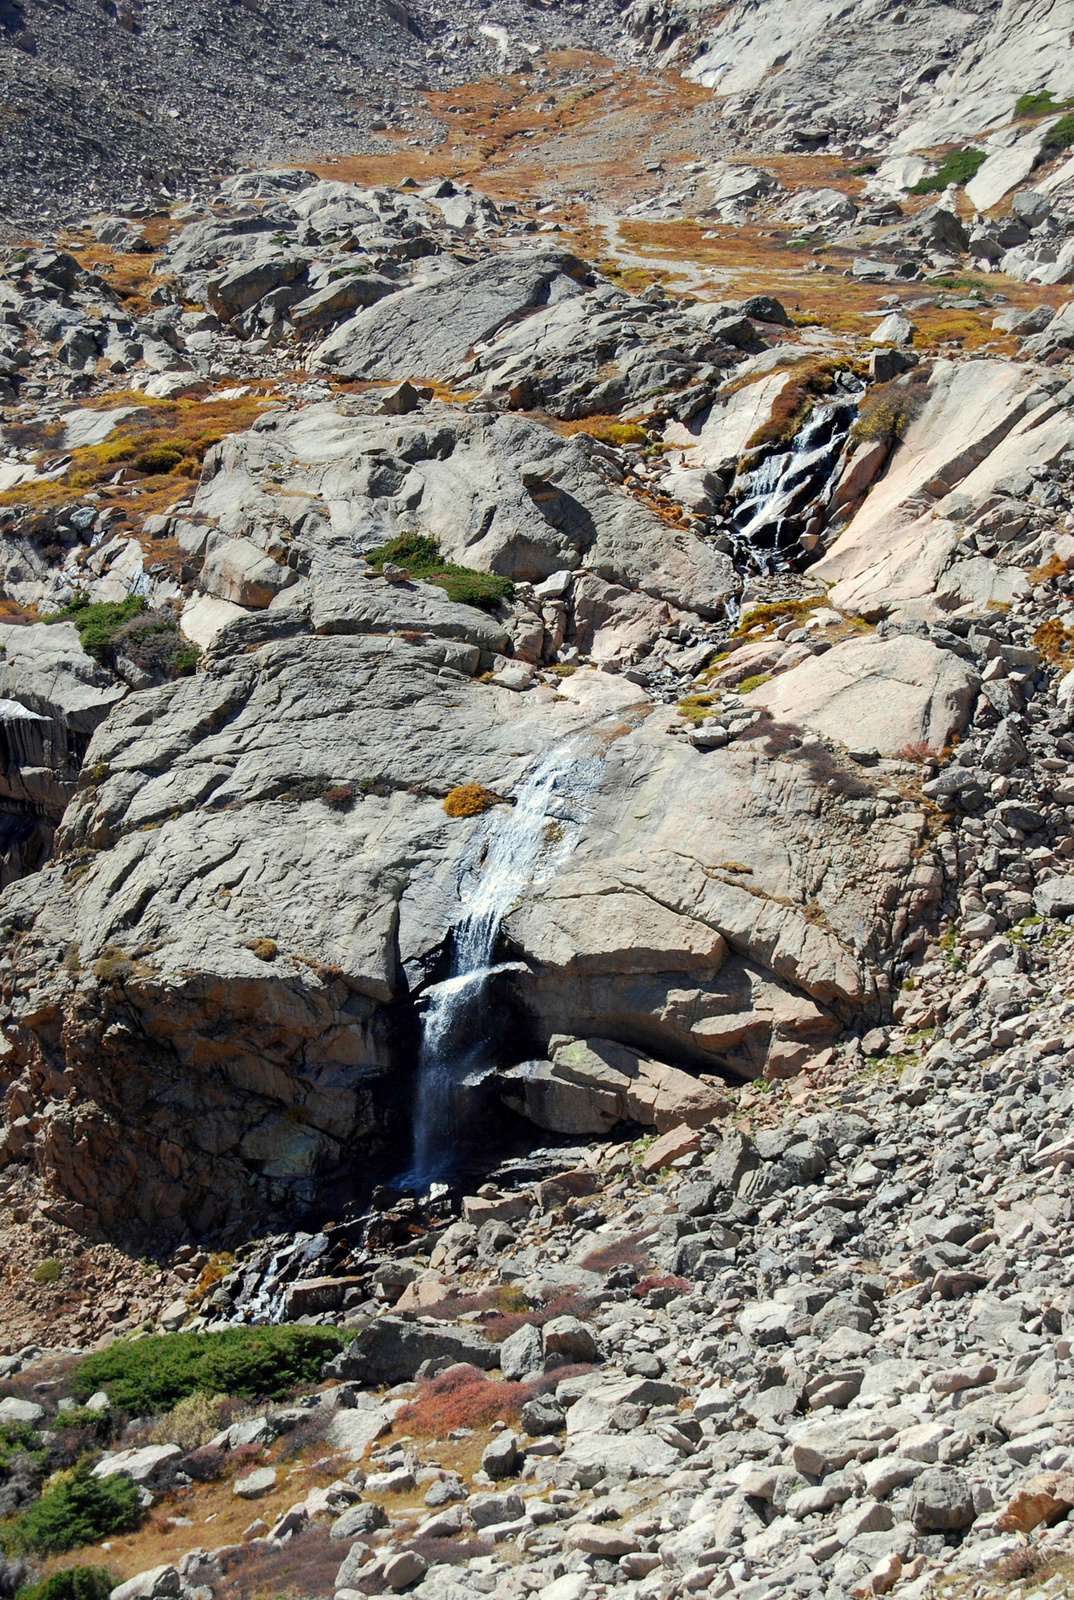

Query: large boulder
207 253 310 319
741 633 980 754
326 1316 498 1385
0 395 945 1240
665 366 802 470
498 1035 731 1135
310 248 589 380
456 279 729 420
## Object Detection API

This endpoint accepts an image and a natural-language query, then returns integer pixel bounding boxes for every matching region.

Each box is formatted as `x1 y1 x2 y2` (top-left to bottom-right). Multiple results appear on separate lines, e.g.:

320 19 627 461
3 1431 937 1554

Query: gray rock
708 1129 760 1192
329 1501 389 1541
481 1430 520 1479
334 1542 372 1590
327 1316 498 1386
91 1444 182 1485
1035 877 1074 919
908 1467 975 1531
520 1395 565 1435
311 249 587 380
424 1475 467 1506
467 1489 523 1529
110 1567 181 1600
498 1321 544 1381
208 253 310 319
383 1552 428 1592
542 1315 599 1363
233 1466 276 1498
812 1297 876 1339
0 1397 44 1425
288 273 398 333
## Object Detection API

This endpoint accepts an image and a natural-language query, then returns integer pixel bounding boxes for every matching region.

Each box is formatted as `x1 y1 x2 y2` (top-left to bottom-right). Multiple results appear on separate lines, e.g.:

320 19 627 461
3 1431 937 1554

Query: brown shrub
744 359 858 453
1034 616 1074 666
214 1526 341 1600
403 1535 492 1568
577 1231 653 1275
523 1363 596 1398
245 938 277 962
149 1392 236 1453
850 380 927 446
992 1548 1052 1584
275 1407 334 1461
758 720 803 756
1029 553 1068 586
443 783 508 818
396 1364 530 1434
322 786 355 811
633 1274 691 1300
731 596 826 638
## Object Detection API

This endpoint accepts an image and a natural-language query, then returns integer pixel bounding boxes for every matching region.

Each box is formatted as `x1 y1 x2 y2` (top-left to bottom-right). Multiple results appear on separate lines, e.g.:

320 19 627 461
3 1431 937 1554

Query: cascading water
399 743 604 1192
727 393 861 573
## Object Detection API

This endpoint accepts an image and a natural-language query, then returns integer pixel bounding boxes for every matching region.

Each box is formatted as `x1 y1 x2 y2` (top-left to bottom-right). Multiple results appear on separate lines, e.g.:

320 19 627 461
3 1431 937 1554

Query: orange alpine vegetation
443 783 509 818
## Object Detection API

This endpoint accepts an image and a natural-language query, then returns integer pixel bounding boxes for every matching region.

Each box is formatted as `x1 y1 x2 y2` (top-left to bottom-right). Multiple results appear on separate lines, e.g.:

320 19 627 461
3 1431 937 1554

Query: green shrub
134 444 185 475
419 567 514 609
738 673 772 693
850 162 878 175
70 1326 346 1415
0 1422 47 1473
908 147 986 194
365 532 514 612
1043 113 1074 152
7 1469 143 1554
31 1259 62 1284
1015 89 1074 118
16 1565 116 1600
45 597 198 679
49 595 147 662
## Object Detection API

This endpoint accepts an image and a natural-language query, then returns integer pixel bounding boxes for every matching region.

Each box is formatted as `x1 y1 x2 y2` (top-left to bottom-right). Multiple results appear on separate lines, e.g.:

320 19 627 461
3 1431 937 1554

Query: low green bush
45 596 198 679
134 444 185 475
1044 112 1074 152
0 1422 47 1473
908 147 986 194
1015 89 1074 118
70 1326 345 1414
7 1470 142 1554
16 1565 116 1600
50 595 147 662
365 532 514 612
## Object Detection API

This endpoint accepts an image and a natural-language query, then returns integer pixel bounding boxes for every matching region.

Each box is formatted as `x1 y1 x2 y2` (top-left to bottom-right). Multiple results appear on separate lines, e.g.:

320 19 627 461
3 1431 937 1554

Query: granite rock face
0 613 939 1238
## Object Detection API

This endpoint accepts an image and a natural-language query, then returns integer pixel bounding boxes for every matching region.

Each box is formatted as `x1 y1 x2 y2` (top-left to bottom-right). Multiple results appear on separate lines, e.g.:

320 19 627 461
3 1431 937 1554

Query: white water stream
400 743 603 1191
728 395 860 572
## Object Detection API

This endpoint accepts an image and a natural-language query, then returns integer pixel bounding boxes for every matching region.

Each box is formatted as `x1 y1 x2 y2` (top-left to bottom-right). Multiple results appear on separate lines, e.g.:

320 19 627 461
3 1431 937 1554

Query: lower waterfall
400 743 604 1192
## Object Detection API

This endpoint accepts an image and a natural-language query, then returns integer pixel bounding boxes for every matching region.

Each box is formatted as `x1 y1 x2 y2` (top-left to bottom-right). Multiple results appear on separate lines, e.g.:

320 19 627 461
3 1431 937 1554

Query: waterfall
400 743 603 1192
727 395 860 572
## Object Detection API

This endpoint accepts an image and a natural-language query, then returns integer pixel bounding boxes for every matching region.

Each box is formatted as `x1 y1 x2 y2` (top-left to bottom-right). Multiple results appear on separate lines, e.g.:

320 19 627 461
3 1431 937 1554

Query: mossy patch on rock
365 532 513 612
